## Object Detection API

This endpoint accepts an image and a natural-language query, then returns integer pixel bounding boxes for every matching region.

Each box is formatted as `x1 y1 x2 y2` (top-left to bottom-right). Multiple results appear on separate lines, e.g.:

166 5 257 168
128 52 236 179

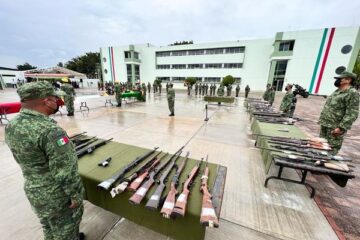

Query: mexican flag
57 136 70 146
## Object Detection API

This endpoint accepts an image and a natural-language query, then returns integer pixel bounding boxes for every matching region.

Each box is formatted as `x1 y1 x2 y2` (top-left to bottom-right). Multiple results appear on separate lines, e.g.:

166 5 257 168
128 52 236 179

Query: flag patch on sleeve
56 136 70 146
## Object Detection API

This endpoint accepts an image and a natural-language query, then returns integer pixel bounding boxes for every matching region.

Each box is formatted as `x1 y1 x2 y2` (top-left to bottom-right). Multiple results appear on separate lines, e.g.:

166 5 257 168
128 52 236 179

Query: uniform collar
20 108 56 122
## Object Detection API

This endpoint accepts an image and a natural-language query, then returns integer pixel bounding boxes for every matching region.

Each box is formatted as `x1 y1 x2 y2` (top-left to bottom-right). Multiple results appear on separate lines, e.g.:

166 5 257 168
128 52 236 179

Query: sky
0 0 359 68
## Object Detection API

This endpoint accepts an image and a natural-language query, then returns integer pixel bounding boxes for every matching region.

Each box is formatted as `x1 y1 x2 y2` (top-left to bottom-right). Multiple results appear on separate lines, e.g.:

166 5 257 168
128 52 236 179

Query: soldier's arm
43 128 84 205
339 91 360 130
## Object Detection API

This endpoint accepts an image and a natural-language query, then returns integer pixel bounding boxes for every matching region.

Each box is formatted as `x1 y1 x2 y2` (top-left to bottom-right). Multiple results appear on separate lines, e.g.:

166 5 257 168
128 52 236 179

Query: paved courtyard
0 87 358 240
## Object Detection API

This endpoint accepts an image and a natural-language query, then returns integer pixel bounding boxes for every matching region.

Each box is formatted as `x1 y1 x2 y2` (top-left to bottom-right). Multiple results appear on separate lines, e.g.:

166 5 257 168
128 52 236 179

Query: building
100 26 360 95
0 67 25 88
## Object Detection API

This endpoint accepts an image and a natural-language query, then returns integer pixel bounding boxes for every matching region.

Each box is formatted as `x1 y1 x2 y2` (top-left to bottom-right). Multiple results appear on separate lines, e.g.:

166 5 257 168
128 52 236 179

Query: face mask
45 98 60 114
334 79 341 87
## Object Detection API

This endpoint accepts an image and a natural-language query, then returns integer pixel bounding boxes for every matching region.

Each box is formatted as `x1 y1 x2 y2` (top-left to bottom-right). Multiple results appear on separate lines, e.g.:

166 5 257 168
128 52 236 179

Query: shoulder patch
56 136 70 146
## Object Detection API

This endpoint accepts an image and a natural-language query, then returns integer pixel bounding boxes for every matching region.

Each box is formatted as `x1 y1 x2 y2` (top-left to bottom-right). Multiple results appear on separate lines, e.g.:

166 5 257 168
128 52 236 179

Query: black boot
67 113 74 116
169 112 175 116
79 232 86 240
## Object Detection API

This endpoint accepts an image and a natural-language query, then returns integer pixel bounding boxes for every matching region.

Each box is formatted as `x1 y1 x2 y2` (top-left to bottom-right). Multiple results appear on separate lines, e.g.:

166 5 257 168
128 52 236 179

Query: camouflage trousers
320 126 346 155
115 93 122 106
64 96 74 114
168 99 174 114
245 91 249 98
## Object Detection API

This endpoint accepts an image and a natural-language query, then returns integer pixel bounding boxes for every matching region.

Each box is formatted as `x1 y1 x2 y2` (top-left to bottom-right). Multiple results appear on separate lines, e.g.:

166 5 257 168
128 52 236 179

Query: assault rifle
127 152 165 191
76 138 113 158
200 156 219 228
110 152 162 197
129 146 185 205
171 158 204 218
75 137 98 150
97 147 159 190
160 152 189 218
145 151 186 210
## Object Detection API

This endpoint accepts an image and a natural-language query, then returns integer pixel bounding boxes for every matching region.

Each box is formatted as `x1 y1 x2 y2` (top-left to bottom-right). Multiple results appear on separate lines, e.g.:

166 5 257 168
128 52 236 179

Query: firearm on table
256 117 295 125
253 112 284 117
171 158 204 218
127 152 165 191
253 134 329 147
69 131 87 140
97 147 159 190
146 151 188 211
76 138 113 157
267 139 332 151
129 146 185 205
200 155 219 228
74 137 98 150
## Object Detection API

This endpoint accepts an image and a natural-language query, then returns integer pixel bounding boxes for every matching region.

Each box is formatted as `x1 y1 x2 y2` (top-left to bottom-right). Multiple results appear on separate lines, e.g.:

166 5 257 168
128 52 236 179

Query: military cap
334 71 357 80
17 81 62 101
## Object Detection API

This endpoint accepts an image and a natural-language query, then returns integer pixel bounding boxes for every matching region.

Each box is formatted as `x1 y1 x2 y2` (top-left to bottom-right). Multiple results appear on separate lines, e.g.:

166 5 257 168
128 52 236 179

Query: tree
185 77 197 86
154 79 162 85
57 62 64 67
65 52 100 78
222 75 235 86
352 50 360 90
17 62 37 70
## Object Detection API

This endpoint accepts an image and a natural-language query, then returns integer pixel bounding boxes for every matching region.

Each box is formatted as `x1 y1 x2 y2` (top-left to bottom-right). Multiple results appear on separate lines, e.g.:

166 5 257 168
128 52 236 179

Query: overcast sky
0 0 359 68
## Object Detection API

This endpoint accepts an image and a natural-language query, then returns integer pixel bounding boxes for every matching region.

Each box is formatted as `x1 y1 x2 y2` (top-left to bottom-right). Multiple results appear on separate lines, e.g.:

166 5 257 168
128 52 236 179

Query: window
135 65 140 79
204 77 221 82
205 63 222 69
188 49 204 55
103 57 107 62
188 64 203 69
124 51 131 59
234 78 242 84
172 64 186 69
335 66 346 74
225 47 245 54
126 64 132 81
274 60 288 76
156 77 171 82
156 51 171 57
194 77 202 82
172 77 186 82
134 52 139 59
279 40 295 51
156 65 171 69
206 48 224 54
224 63 243 68
171 51 187 56
104 69 108 74
341 45 352 54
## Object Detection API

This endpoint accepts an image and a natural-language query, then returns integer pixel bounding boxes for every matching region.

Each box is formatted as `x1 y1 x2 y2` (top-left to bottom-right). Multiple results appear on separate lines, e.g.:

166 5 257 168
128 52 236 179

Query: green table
204 96 235 103
78 141 226 240
250 119 307 173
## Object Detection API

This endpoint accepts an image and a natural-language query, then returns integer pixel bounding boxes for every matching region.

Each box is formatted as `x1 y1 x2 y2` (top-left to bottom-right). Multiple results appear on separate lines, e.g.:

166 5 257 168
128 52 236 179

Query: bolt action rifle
160 152 189 218
171 157 204 218
146 151 187 211
267 140 332 151
253 134 329 146
76 138 113 158
110 152 162 197
129 146 185 205
200 155 219 228
97 147 159 190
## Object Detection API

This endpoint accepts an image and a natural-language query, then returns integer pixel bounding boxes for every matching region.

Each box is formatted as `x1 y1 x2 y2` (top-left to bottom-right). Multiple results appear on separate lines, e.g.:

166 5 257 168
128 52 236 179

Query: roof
0 66 19 71
25 66 87 78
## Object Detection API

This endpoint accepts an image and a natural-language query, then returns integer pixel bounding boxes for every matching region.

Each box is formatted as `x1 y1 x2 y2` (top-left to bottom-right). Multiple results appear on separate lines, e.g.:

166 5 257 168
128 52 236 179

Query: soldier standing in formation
5 81 85 240
159 83 162 94
114 81 122 107
205 83 209 95
280 84 294 117
187 83 191 96
226 85 232 96
213 84 217 96
153 82 156 93
235 84 240 97
147 82 151 94
263 84 271 101
167 83 175 116
268 86 276 106
141 83 147 101
245 85 250 98
202 84 206 96
217 84 225 97
318 71 359 154
61 83 75 116
199 83 202 95
195 82 199 95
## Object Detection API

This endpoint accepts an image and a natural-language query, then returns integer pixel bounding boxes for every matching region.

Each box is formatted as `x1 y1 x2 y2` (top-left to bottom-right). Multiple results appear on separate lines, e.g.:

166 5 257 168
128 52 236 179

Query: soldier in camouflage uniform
5 81 85 240
213 84 217 96
268 86 276 106
167 83 175 116
217 84 225 97
166 82 169 93
235 84 240 97
195 82 199 95
245 85 250 98
263 84 271 101
61 83 75 116
147 82 151 94
205 84 209 95
319 71 359 154
280 84 295 117
114 82 122 107
159 83 162 94
141 83 147 101
153 82 156 93
226 85 232 96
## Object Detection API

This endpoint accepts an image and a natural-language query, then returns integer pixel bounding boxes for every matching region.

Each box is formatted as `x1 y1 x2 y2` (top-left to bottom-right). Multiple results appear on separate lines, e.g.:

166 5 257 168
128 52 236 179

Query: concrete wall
0 69 25 85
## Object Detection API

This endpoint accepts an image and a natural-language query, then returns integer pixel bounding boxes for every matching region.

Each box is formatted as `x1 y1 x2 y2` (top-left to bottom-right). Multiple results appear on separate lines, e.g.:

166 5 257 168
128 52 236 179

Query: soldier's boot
67 113 74 116
169 112 175 116
79 232 86 240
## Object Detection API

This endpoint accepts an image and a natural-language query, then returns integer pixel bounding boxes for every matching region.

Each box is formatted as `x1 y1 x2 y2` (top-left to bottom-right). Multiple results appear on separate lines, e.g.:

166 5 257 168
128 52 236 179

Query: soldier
166 82 169 93
199 83 202 95
147 82 151 94
167 83 175 116
213 84 217 96
217 84 225 97
268 86 276 106
209 84 213 96
158 82 162 94
318 71 359 154
235 84 240 97
202 83 206 96
203 83 207 95
187 83 191 96
114 81 122 107
5 81 85 240
195 82 199 95
61 83 75 116
280 84 294 117
245 85 250 98
226 85 232 96
263 84 271 101
141 83 147 101
153 82 156 93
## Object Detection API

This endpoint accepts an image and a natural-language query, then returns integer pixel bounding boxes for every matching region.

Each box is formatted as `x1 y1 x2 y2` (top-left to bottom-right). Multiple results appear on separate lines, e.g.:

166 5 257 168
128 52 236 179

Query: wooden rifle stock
128 157 161 191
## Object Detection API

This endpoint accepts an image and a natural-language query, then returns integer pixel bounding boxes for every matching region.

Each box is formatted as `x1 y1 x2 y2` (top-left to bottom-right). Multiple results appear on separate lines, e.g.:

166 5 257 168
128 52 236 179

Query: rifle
69 131 87 139
127 152 165 191
160 152 189 218
171 158 204 218
267 140 332 151
129 146 185 205
76 138 113 157
75 137 98 150
253 112 284 117
97 147 159 190
145 151 187 211
200 155 219 228
253 134 329 145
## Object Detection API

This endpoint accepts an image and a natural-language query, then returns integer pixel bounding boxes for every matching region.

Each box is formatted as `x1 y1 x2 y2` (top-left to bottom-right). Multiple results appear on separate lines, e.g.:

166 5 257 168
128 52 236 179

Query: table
203 96 235 104
78 141 226 240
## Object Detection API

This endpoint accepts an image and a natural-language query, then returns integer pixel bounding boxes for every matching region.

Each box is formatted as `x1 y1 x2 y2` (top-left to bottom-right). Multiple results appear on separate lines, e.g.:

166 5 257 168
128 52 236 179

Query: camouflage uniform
61 84 75 115
167 85 175 116
205 84 209 95
114 83 122 107
268 89 276 106
226 85 232 96
213 84 217 96
245 85 250 98
319 86 359 154
263 88 271 101
147 82 151 94
235 85 240 97
217 85 225 97
5 82 84 240
166 83 169 93
280 91 294 117
141 83 146 101
195 83 198 95
159 83 162 94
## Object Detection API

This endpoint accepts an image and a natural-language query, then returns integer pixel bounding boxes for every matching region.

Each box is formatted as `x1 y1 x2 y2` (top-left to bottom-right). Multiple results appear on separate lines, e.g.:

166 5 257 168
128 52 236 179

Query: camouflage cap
334 71 357 80
17 81 61 101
